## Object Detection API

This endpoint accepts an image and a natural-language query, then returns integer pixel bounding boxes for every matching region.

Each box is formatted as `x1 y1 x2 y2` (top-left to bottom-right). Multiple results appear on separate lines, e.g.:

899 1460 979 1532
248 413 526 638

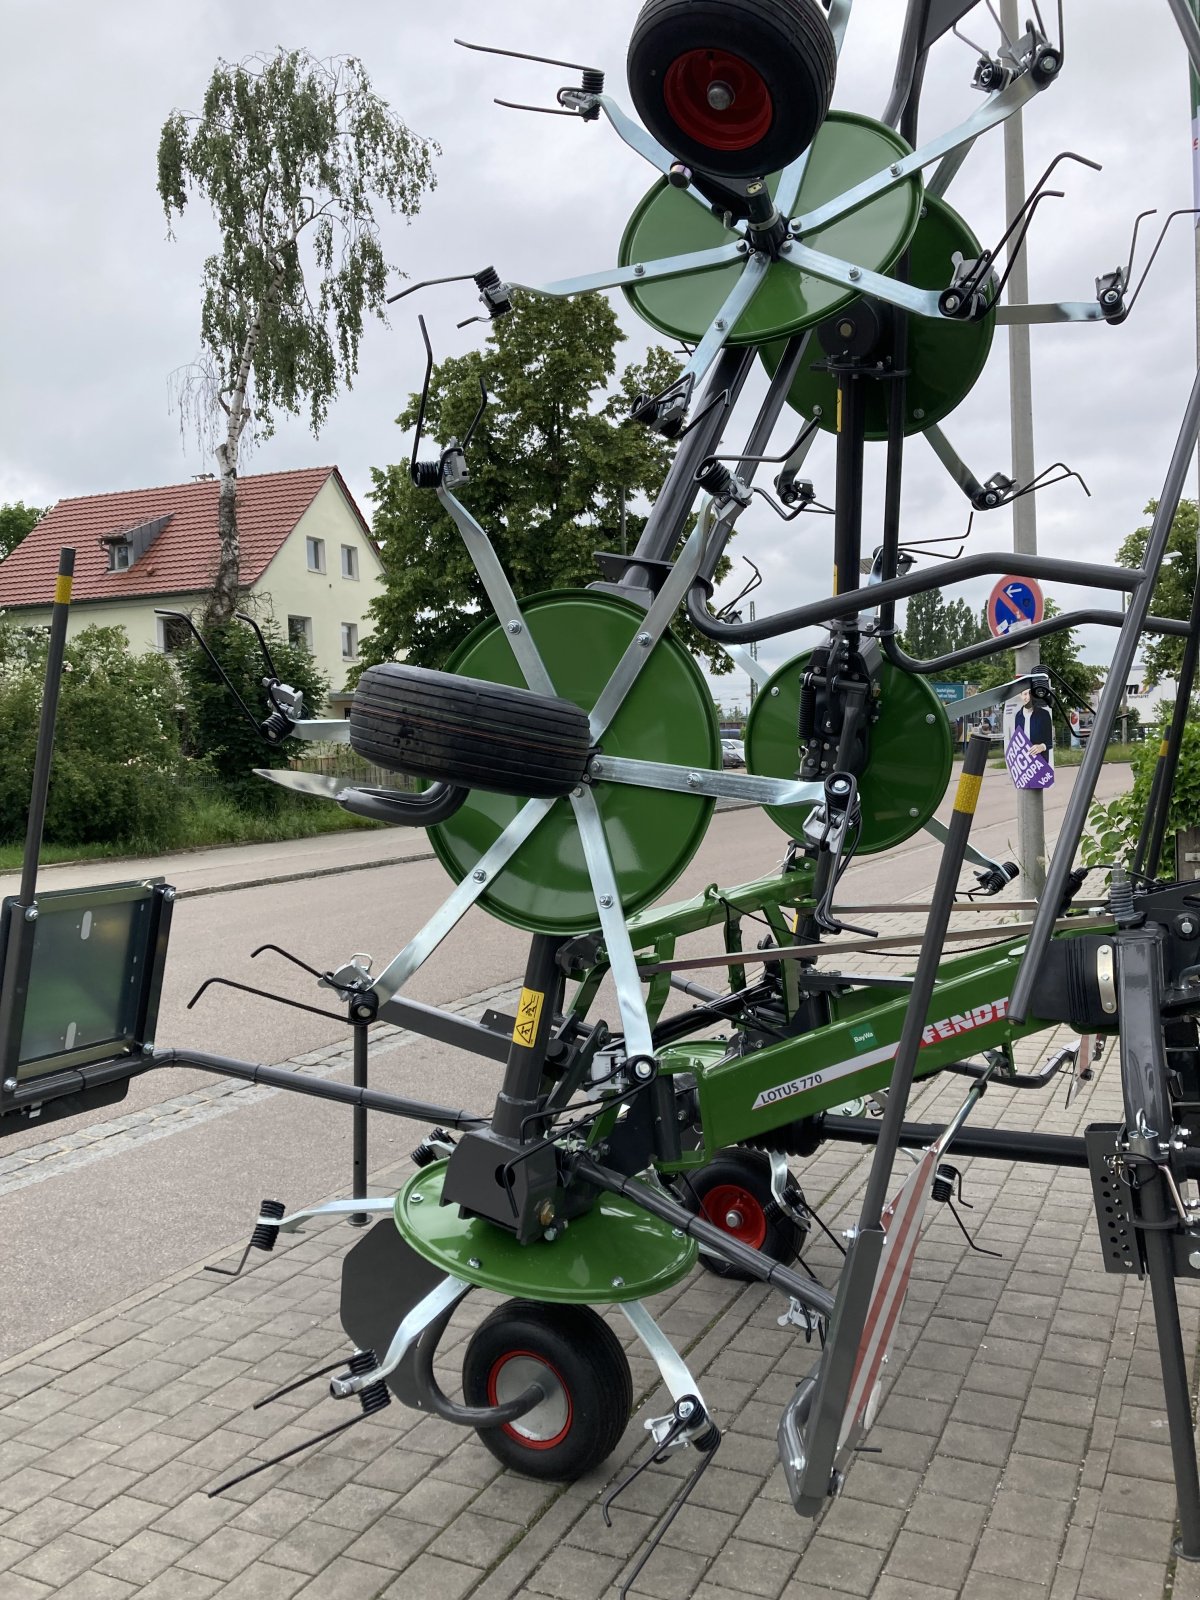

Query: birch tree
158 49 437 623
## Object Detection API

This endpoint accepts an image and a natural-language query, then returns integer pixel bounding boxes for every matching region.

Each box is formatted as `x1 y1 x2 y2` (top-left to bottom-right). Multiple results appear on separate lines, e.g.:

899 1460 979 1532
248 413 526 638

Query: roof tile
0 467 364 609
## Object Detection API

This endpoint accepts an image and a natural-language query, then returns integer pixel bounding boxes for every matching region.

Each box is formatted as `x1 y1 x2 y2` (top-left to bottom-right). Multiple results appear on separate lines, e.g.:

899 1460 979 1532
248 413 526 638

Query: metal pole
0 548 75 1104
19 547 75 906
1010 363 1200 1021
1117 927 1200 1558
858 732 992 1229
1001 0 1046 897
349 1022 369 1227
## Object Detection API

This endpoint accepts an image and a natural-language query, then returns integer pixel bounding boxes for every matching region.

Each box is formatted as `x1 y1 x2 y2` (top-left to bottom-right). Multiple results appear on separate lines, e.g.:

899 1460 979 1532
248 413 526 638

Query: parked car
721 738 745 768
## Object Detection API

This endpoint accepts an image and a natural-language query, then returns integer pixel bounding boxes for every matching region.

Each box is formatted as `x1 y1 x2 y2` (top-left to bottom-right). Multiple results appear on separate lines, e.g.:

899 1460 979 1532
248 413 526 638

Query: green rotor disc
427 591 719 935
619 111 922 346
760 193 996 437
744 653 953 853
394 1161 697 1303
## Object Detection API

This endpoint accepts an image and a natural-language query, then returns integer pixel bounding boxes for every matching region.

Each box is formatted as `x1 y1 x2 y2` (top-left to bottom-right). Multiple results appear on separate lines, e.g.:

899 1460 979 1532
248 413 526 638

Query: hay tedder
9 0 1200 1583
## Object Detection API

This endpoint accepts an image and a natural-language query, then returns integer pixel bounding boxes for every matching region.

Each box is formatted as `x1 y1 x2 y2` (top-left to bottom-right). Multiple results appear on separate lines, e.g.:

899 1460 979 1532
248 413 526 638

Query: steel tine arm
790 71 1042 234
370 796 556 1005
570 788 655 1059
511 240 744 302
995 301 1106 325
588 753 822 809
671 252 771 396
780 240 946 319
591 95 735 219
436 488 555 695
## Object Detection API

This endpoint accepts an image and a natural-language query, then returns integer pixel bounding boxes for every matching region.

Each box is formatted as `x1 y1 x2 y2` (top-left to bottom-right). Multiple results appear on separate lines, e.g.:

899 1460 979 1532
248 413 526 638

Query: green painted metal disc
761 194 996 437
427 591 719 935
394 1162 698 1303
619 112 922 346
744 653 953 853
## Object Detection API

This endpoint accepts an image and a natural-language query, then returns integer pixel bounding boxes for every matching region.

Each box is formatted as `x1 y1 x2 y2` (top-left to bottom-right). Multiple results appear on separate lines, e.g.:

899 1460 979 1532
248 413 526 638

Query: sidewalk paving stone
5 976 1200 1600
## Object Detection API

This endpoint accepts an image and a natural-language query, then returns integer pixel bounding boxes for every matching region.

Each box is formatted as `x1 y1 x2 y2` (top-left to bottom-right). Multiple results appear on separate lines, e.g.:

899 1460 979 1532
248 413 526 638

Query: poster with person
1003 689 1055 790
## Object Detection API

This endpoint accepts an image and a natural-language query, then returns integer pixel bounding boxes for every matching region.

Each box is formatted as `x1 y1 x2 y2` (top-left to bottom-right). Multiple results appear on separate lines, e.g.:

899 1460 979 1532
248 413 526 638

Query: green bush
0 623 184 848
176 618 328 810
1081 715 1200 876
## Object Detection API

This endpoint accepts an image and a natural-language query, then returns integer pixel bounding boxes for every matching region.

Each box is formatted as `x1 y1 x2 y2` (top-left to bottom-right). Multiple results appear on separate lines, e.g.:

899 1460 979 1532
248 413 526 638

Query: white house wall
253 476 386 705
5 593 202 654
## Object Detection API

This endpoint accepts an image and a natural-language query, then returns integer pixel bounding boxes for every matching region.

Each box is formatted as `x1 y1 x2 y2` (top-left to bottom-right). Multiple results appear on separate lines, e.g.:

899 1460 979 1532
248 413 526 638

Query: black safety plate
339 1218 451 1407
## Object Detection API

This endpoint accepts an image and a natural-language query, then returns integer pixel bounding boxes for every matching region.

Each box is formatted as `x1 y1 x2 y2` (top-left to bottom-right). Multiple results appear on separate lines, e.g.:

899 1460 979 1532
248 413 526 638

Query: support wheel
627 0 836 180
350 664 591 799
686 1149 806 1280
462 1300 633 1480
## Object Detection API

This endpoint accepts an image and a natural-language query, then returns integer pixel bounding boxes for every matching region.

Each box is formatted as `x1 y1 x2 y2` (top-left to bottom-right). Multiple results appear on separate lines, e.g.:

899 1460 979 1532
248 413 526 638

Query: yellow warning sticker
953 772 983 815
54 575 73 604
1161 738 1170 757
836 388 843 433
512 987 545 1049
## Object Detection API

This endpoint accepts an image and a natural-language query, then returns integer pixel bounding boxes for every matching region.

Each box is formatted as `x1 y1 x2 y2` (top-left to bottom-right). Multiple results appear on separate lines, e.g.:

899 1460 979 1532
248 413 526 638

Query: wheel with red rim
627 0 837 180
462 1300 633 1481
686 1149 806 1280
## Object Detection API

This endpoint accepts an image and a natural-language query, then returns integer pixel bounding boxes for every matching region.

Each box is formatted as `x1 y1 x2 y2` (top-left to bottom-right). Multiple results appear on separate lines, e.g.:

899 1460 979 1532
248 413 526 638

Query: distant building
0 467 382 711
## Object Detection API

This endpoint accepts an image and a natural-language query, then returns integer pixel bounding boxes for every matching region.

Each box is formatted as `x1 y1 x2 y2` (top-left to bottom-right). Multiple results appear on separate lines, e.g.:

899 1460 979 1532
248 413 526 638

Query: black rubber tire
627 0 837 179
462 1300 633 1481
349 664 592 799
683 1148 806 1280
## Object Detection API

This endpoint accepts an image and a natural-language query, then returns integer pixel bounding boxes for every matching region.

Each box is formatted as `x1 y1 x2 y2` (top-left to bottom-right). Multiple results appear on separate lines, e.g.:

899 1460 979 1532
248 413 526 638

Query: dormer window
97 514 172 574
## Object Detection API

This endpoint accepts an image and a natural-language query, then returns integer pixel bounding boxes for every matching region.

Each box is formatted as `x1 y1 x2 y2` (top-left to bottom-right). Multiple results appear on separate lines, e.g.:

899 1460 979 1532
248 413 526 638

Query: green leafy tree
969 599 1100 743
0 501 45 560
0 624 184 847
157 49 438 624
899 590 987 677
363 293 728 671
176 617 328 809
1082 711 1200 877
1116 497 1197 687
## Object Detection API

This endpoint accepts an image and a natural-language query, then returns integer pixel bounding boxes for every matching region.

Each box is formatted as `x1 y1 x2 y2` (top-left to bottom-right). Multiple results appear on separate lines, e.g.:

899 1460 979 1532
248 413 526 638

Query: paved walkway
5 863 1200 1600
3 996 1200 1600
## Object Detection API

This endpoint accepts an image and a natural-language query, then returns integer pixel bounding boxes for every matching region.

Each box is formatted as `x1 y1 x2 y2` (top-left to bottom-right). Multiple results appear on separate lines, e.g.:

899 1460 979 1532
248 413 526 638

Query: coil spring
797 678 816 744
411 1128 455 1168
1110 865 1136 926
931 1164 958 1204
346 1347 391 1416
410 459 443 490
695 458 732 495
250 1199 286 1252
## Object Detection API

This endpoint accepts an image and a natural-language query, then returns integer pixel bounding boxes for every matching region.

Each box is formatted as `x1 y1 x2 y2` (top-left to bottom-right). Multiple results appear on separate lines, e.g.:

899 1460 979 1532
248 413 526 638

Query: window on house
306 537 325 573
341 622 359 660
341 544 359 580
288 615 314 651
158 615 191 654
108 541 131 572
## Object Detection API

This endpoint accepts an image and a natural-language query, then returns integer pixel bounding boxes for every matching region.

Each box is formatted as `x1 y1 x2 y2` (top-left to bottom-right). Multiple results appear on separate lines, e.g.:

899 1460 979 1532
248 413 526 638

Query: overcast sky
3 0 1197 695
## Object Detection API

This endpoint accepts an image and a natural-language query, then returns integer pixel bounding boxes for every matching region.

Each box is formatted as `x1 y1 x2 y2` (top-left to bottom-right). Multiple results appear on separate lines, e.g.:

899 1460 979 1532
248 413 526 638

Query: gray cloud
3 0 1196 687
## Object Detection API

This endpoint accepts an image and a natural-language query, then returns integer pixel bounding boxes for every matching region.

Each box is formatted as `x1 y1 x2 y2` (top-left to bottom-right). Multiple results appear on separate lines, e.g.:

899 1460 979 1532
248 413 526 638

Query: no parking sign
987 575 1045 638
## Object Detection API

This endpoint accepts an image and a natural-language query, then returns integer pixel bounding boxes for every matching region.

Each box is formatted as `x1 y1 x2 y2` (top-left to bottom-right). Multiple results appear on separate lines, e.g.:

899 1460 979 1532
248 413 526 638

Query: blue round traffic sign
987 575 1044 638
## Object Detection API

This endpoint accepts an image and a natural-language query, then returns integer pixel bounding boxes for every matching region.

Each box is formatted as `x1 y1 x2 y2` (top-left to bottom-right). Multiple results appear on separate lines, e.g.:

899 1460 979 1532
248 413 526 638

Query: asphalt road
1 763 1128 1359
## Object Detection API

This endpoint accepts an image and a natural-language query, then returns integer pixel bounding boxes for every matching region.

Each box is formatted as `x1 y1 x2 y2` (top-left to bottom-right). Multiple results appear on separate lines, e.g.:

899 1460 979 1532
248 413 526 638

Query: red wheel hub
487 1350 573 1450
662 48 773 153
700 1182 768 1248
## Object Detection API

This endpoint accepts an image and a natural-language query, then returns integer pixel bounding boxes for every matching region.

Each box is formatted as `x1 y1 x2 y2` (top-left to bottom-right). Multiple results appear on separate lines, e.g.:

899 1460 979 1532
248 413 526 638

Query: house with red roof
0 467 383 711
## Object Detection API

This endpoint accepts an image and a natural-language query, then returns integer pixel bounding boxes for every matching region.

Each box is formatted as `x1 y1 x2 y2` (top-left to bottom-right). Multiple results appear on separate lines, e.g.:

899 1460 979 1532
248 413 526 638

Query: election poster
1003 690 1055 791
